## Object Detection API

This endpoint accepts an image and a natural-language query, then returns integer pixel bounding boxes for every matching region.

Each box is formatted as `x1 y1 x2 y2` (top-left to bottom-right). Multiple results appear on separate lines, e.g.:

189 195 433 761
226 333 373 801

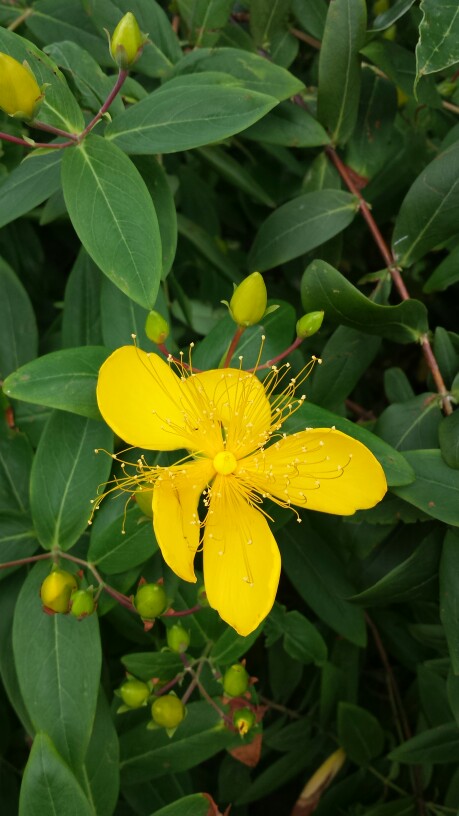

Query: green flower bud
40 568 78 614
110 12 147 69
134 583 167 620
145 310 170 344
166 624 190 653
227 272 267 327
0 53 43 120
70 589 96 619
151 694 185 729
296 311 324 339
233 707 256 736
222 664 249 697
120 678 150 709
135 485 153 518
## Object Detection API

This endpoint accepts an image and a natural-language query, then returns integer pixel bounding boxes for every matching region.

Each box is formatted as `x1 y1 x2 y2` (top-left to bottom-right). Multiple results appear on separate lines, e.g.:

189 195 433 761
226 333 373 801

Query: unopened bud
110 13 147 69
223 664 249 697
0 53 43 120
233 707 256 736
226 272 268 327
119 678 150 709
134 582 167 620
296 311 324 339
70 588 96 619
166 624 190 653
296 748 346 808
40 568 78 614
145 310 169 344
151 694 185 729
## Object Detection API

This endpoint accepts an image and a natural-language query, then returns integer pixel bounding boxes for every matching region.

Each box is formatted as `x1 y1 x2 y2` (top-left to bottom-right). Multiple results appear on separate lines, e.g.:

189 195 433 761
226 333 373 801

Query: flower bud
227 272 267 327
233 707 256 736
223 664 249 697
197 584 209 607
69 589 96 619
120 678 150 709
40 568 78 614
145 310 169 345
135 485 153 517
110 13 147 69
296 311 324 339
0 53 42 120
166 624 190 653
134 582 167 620
151 694 185 728
296 748 346 806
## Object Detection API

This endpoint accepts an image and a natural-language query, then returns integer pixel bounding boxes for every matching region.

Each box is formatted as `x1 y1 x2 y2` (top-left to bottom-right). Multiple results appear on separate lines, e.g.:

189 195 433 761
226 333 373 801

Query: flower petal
186 368 272 458
203 476 281 636
153 458 214 582
97 346 201 451
240 427 387 514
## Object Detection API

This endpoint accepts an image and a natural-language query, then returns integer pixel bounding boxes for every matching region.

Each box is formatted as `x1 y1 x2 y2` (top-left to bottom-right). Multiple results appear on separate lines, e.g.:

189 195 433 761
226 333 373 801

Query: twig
289 27 321 49
222 326 245 368
7 7 32 31
162 604 202 618
253 336 304 371
0 131 74 149
31 120 78 141
78 69 128 141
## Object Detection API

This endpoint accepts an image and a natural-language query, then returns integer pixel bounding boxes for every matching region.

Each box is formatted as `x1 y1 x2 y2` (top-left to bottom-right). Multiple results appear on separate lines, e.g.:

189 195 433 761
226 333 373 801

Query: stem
222 326 245 368
253 335 304 371
178 652 232 725
31 120 78 141
78 69 128 140
0 553 52 569
259 695 301 719
60 552 136 612
7 8 33 31
162 604 202 618
326 145 453 416
156 344 202 372
289 26 321 49
0 131 75 149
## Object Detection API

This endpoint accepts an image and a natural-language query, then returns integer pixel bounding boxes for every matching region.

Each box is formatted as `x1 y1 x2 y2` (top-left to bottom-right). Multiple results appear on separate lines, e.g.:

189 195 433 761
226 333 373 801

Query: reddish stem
156 343 202 372
222 326 245 368
0 131 75 149
78 70 128 140
253 335 304 372
0 553 52 569
162 604 202 618
31 120 78 141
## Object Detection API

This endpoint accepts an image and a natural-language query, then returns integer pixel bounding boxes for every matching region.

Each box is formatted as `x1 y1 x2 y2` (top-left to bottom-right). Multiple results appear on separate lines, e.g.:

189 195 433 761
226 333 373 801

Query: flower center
213 450 237 475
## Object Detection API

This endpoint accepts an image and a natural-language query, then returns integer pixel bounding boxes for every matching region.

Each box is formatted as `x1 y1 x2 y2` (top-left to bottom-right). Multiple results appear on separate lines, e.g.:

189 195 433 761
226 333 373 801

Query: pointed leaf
0 152 62 230
338 702 384 765
416 0 459 80
392 450 459 526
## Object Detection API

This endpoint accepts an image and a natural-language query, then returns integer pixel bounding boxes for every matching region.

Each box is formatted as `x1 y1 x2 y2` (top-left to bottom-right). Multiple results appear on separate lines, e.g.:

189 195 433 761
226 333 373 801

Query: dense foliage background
1 0 459 814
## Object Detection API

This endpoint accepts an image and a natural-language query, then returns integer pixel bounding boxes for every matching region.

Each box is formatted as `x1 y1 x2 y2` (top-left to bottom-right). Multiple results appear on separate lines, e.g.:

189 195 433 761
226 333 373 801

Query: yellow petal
0 53 41 119
97 346 202 451
153 459 214 582
240 427 387 514
203 476 281 635
187 368 272 458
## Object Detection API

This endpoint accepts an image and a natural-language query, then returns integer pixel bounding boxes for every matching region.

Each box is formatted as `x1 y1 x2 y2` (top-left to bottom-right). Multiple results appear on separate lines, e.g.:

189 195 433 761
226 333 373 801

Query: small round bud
70 589 96 619
135 486 153 518
222 664 249 697
228 272 267 327
145 310 170 345
166 624 190 653
120 678 150 709
197 584 209 607
151 694 185 729
296 311 324 339
40 568 78 614
0 53 43 120
134 583 167 620
233 707 256 736
110 12 147 69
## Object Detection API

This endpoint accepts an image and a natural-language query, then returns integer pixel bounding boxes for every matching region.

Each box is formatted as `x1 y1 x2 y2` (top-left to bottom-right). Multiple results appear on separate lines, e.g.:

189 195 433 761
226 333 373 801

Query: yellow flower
96 347 387 636
0 53 42 119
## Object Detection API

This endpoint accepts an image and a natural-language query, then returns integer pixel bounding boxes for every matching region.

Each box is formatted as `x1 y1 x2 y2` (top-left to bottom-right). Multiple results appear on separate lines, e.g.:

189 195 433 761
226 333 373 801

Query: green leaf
392 450 459 526
150 794 213 816
83 690 120 816
133 156 177 278
249 191 358 272
171 47 304 101
19 733 93 816
13 562 102 768
301 260 429 343
345 70 397 180
416 0 459 81
0 152 62 230
361 40 440 107
279 520 367 647
0 512 37 580
317 0 367 145
439 411 459 469
121 652 183 682
62 250 103 349
242 101 329 148
197 146 275 207
392 141 459 267
375 394 442 451
210 622 264 665
0 258 37 381
338 702 384 765
25 0 109 65
291 0 327 39
440 530 459 674
177 0 233 47
120 702 237 784
106 75 278 154
389 723 459 764
281 610 327 666
3 347 110 420
30 411 113 551
100 277 168 351
371 0 417 31
249 0 291 49
309 327 381 412
88 506 158 574
61 135 162 309
177 215 241 284
0 431 33 513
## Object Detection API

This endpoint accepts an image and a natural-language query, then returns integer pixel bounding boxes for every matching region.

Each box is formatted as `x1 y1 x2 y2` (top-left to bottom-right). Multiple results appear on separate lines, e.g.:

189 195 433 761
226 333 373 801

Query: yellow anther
213 450 238 475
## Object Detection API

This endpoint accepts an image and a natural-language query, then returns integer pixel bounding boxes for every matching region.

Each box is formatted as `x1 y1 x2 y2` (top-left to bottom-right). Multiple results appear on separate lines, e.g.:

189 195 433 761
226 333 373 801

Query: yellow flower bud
296 748 346 807
296 311 324 339
227 272 267 327
110 12 147 69
0 53 42 120
40 568 78 614
145 310 169 344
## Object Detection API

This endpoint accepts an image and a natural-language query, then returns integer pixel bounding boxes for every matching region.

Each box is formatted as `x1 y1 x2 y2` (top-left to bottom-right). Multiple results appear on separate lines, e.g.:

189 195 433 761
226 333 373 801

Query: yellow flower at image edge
0 53 42 119
96 347 387 636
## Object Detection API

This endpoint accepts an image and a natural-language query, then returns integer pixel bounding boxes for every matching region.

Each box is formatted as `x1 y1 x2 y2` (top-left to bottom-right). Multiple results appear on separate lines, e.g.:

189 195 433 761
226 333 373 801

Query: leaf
0 258 37 380
301 260 429 343
30 411 113 551
61 135 162 309
392 141 459 267
249 191 358 272
389 723 459 764
3 347 110 420
317 0 367 145
177 215 241 284
440 529 459 674
0 512 37 580
375 394 442 451
106 75 278 154
13 562 102 769
133 156 177 277
210 622 264 665
309 327 381 412
83 690 120 816
416 0 459 81
150 794 214 816
177 0 233 47
0 152 62 230
197 146 275 207
291 0 328 40
439 407 459 471
121 652 183 682
0 432 33 514
249 0 291 49
62 250 103 348
25 0 109 65
424 243 459 293
371 0 417 31
338 702 384 765
100 276 168 352
241 101 329 148
281 610 327 666
88 506 158 575
19 733 93 816
392 450 459 526
278 520 367 647
361 40 440 108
